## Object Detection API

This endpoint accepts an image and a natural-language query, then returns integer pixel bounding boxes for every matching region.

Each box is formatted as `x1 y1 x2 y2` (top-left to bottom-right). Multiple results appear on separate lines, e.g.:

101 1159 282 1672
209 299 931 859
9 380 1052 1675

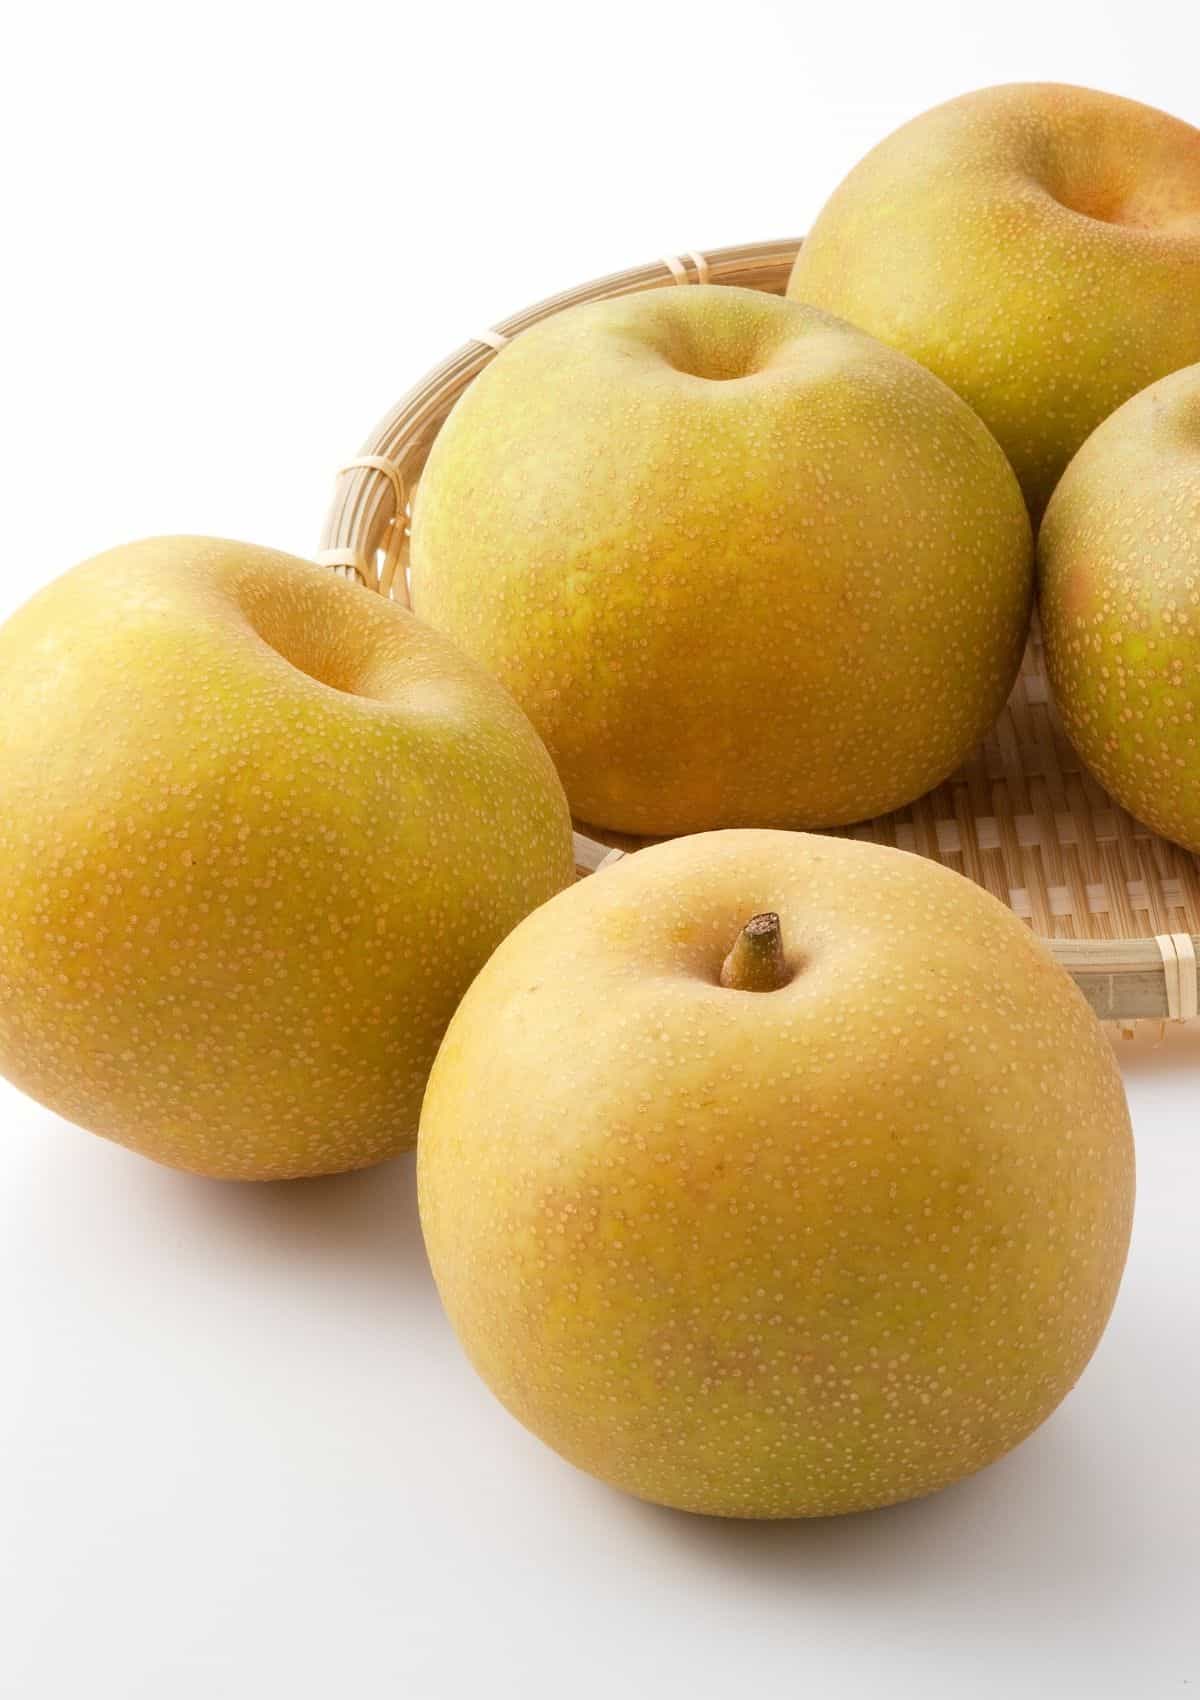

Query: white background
3 1 1199 1695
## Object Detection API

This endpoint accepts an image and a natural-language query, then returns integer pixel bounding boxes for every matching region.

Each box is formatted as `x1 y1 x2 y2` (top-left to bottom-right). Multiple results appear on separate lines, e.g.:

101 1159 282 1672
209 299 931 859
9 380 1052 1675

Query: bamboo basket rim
319 236 1200 1032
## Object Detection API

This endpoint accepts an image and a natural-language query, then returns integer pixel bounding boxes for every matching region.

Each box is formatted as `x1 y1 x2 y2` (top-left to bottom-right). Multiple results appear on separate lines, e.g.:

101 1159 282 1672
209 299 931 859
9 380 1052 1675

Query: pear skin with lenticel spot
418 830 1134 1519
0 537 574 1179
409 285 1032 838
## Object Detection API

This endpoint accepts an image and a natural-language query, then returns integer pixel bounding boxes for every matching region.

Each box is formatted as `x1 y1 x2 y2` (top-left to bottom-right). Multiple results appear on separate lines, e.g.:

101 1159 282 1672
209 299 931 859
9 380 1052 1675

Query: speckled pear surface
788 83 1200 518
1040 364 1200 853
0 538 574 1179
409 286 1032 837
418 830 1134 1519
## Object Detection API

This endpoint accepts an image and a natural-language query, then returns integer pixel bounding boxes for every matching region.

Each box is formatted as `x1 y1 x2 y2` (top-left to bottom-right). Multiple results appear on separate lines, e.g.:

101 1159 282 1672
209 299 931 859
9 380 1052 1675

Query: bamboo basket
320 237 1200 1030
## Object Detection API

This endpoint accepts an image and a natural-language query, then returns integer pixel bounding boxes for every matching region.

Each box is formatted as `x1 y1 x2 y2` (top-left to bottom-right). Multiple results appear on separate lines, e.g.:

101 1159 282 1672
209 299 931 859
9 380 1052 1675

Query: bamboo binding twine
319 237 1200 1029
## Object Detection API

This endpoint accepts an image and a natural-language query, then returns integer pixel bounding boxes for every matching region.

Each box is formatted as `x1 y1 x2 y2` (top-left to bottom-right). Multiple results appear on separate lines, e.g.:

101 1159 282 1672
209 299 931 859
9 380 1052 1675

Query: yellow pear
0 537 574 1179
1040 363 1200 852
409 285 1032 837
419 830 1134 1519
788 84 1200 517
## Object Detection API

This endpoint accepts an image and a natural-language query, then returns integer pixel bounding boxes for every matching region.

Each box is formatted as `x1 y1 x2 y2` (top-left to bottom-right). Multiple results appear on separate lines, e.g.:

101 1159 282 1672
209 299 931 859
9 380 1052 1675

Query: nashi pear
789 83 1200 517
410 285 1032 837
0 537 574 1179
1040 363 1200 852
419 830 1134 1519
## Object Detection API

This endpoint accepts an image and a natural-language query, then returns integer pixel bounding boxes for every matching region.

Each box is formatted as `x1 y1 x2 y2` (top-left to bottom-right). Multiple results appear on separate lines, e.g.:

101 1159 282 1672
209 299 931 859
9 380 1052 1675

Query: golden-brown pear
788 84 1200 517
410 285 1032 837
0 537 574 1178
418 830 1134 1519
1040 363 1200 852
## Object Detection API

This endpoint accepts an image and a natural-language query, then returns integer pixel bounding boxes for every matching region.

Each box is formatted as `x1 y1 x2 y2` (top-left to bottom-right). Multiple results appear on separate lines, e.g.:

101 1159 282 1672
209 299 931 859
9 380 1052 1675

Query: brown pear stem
719 912 790 992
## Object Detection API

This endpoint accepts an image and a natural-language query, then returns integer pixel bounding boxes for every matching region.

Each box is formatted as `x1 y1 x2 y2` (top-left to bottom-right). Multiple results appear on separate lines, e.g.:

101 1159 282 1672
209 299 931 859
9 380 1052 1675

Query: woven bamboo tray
320 237 1200 1030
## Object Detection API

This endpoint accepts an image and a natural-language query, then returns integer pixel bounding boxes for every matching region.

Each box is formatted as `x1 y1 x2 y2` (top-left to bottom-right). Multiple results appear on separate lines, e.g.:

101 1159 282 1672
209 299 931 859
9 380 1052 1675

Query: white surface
2 1037 1198 1699
2 1 1199 1695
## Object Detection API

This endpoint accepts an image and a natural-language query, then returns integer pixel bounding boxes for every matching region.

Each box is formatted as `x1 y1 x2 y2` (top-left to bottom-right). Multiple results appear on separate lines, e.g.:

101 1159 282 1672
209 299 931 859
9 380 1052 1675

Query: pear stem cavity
719 912 791 992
